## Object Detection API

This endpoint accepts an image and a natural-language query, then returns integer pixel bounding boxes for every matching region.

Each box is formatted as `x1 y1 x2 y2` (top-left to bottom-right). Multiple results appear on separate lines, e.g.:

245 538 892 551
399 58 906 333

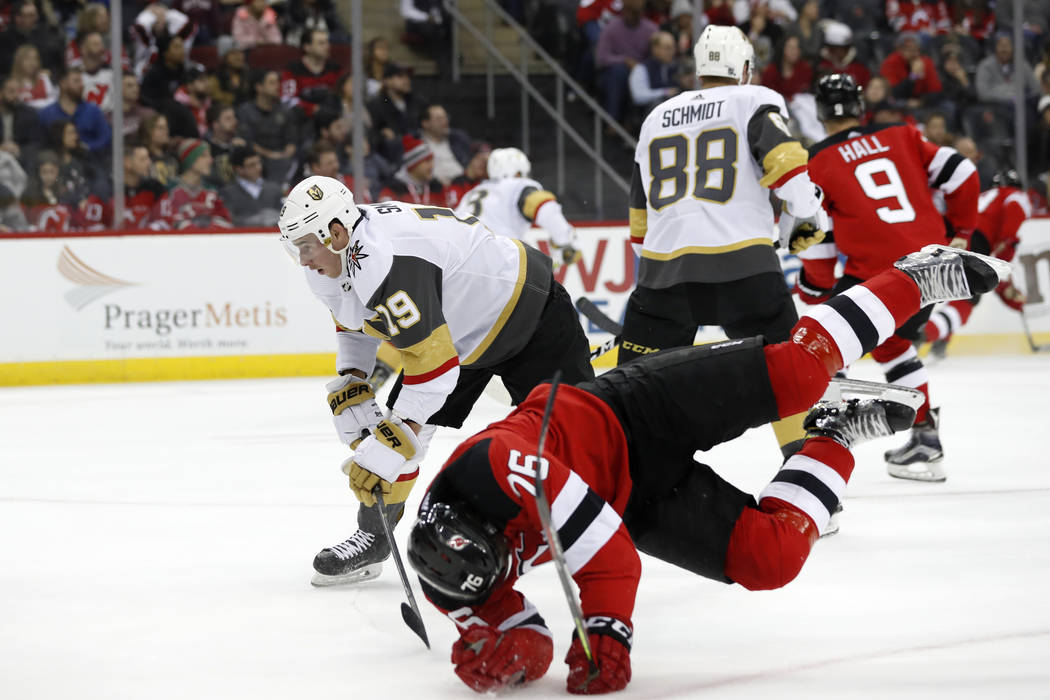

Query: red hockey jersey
803 122 978 283
168 182 232 230
977 186 1032 262
281 60 343 118
420 383 640 632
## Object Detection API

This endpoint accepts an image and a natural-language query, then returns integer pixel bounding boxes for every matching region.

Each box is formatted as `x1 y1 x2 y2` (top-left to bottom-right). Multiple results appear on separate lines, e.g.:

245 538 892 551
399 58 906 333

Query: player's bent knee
724 504 817 591
763 343 830 418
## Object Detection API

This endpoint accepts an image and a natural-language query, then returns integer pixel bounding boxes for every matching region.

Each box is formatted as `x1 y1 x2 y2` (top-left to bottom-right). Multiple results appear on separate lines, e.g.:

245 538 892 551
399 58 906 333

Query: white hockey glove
778 186 829 255
343 416 422 506
326 374 384 447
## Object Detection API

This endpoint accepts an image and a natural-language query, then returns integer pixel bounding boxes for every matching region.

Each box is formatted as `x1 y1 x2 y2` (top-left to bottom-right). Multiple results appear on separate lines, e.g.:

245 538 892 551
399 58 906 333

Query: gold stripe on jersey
629 207 648 242
376 341 402 370
362 315 391 341
463 239 528 365
398 323 459 378
640 237 773 260
520 189 556 221
759 141 809 188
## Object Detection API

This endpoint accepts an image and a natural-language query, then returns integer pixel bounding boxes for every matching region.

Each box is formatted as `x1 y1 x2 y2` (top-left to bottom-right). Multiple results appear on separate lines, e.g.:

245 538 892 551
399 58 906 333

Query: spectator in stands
328 73 374 139
400 0 451 77
21 150 64 228
880 32 944 115
172 0 224 46
869 99 910 125
221 144 283 226
140 33 189 110
172 68 213 138
47 119 105 208
286 0 348 47
364 37 391 97
629 31 681 114
66 3 113 68
0 75 41 164
282 29 343 119
886 0 950 41
939 41 977 127
665 0 695 59
761 34 814 101
213 45 253 108
139 113 179 187
206 104 246 186
816 20 870 87
78 32 115 117
922 111 952 145
1034 96 1050 184
168 138 232 229
378 133 445 205
0 140 27 204
444 140 490 208
231 0 282 50
312 107 392 196
975 33 1039 106
129 3 196 80
786 0 822 63
10 44 57 110
305 140 364 198
418 103 470 186
740 2 784 73
237 68 299 184
993 1 1048 57
596 0 657 126
1034 44 1050 88
0 0 64 76
38 65 111 156
121 72 156 140
121 140 169 229
367 62 422 164
954 135 996 189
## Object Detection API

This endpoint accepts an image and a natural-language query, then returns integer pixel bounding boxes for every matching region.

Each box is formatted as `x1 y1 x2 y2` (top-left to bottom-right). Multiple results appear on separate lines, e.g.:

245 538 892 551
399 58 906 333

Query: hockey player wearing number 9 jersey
620 25 829 460
801 73 980 482
406 245 1011 695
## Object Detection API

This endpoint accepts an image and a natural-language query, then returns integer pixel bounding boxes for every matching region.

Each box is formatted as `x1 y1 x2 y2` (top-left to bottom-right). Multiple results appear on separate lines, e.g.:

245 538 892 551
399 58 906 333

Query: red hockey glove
452 625 553 693
996 280 1025 311
565 616 633 695
795 267 834 305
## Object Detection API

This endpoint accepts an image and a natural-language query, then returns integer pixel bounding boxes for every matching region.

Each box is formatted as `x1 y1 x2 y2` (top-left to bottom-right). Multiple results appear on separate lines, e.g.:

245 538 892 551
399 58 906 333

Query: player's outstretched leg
893 244 1011 306
311 500 403 586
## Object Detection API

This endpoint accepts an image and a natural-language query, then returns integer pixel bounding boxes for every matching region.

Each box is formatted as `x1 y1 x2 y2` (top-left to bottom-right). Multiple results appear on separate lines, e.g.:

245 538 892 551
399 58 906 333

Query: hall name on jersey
661 100 725 128
838 135 890 163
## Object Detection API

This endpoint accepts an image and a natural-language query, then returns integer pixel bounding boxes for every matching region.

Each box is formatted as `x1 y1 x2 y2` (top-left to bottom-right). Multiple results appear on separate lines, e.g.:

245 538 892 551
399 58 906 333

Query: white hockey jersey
630 84 813 287
454 177 573 247
305 201 552 424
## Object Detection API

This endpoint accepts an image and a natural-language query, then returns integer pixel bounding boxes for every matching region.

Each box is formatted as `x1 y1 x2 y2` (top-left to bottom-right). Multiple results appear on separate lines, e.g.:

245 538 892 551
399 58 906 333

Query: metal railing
445 0 636 215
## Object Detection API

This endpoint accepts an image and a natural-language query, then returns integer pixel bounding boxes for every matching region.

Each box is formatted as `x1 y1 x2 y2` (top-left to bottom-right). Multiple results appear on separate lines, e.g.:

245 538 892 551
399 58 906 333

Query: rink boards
2 220 1049 386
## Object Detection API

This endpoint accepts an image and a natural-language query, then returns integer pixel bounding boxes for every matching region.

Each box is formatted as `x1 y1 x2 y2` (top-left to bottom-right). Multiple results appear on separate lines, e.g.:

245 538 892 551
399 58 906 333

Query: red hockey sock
871 336 931 424
763 341 833 418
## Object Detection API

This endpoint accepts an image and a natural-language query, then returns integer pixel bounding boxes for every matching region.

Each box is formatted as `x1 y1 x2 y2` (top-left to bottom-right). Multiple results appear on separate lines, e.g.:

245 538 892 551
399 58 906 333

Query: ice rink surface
2 355 1049 700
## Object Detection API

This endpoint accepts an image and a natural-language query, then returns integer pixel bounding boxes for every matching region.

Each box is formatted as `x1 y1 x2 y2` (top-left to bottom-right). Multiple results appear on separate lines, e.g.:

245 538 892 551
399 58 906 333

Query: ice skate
820 502 844 539
893 245 1012 306
311 500 404 587
804 397 916 449
885 408 945 482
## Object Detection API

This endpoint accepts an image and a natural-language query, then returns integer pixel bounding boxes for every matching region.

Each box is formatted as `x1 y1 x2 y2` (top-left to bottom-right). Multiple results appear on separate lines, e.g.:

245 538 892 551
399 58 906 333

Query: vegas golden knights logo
307 184 324 201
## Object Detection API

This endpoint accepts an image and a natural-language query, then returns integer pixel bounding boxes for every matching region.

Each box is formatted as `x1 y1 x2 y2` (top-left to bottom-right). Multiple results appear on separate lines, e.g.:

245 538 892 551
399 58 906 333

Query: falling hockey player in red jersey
798 73 980 482
402 245 1011 695
923 169 1031 356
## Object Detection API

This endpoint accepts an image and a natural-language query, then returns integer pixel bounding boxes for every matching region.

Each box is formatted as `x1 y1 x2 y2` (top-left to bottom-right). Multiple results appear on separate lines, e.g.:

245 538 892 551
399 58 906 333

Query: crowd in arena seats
2 0 1049 233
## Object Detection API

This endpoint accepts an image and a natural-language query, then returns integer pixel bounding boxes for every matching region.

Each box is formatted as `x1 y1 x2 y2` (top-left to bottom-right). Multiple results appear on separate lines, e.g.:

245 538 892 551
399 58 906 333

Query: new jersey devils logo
447 535 469 551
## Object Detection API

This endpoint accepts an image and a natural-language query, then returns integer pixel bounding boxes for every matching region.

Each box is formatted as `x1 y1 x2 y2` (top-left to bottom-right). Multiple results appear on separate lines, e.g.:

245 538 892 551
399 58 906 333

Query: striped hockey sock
924 299 974 342
758 437 853 536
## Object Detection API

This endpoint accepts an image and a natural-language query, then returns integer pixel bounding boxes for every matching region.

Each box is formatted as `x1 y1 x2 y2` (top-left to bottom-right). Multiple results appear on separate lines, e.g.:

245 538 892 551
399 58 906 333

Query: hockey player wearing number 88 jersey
453 147 583 268
620 25 829 460
802 73 981 482
407 245 1011 695
277 175 595 587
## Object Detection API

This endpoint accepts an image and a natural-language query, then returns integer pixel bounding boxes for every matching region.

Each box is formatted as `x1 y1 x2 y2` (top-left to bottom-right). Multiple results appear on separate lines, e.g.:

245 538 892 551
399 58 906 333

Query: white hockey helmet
278 175 361 258
694 25 754 84
486 147 531 180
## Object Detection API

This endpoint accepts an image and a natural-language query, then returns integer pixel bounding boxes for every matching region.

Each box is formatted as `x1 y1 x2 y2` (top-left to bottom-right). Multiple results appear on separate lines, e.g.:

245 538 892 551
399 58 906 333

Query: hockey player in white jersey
619 25 828 459
277 176 594 586
453 147 582 267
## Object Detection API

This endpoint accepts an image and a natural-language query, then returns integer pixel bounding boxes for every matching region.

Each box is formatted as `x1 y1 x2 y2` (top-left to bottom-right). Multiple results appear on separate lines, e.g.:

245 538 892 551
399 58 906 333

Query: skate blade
919 244 1014 283
824 377 925 411
310 562 383 587
887 460 946 482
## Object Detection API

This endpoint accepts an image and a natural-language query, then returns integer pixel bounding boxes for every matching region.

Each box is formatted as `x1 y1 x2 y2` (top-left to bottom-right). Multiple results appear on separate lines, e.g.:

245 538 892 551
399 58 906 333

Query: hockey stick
373 488 430 649
532 371 600 684
1020 309 1050 353
575 297 624 336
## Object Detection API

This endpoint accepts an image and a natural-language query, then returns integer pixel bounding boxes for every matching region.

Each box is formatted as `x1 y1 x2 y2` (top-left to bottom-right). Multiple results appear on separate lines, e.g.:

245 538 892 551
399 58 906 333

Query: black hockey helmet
992 169 1021 189
407 501 508 604
815 73 865 122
